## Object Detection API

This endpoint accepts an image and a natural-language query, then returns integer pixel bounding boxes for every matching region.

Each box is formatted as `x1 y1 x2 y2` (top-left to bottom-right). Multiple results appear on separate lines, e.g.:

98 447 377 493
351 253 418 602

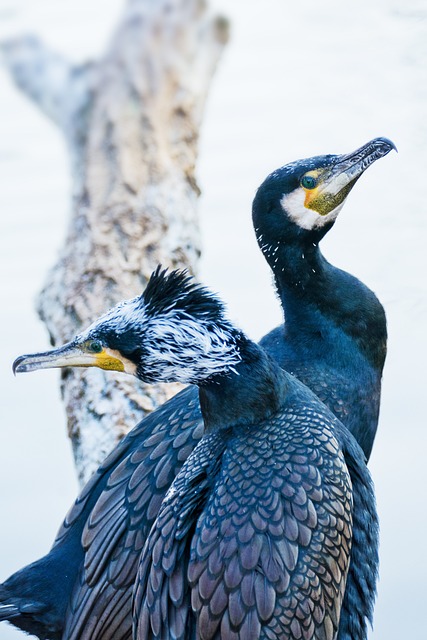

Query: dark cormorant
1 138 394 640
19 268 376 640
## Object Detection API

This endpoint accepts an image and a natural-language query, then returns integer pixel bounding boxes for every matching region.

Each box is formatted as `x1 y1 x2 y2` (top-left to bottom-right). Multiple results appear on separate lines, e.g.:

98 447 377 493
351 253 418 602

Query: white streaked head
136 308 242 384
13 268 243 386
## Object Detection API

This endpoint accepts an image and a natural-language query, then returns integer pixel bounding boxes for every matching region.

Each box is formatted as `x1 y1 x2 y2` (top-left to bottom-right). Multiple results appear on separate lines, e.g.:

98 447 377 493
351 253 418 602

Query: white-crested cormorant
19 268 375 639
1 138 395 640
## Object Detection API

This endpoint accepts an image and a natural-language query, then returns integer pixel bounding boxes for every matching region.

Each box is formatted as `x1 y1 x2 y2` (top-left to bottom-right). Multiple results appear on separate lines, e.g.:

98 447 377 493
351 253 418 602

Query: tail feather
0 575 62 640
0 586 48 619
0 603 21 619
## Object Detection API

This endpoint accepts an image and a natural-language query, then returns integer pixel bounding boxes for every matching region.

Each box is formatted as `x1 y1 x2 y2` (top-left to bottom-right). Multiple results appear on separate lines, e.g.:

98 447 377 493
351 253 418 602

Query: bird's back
135 380 353 640
260 324 382 459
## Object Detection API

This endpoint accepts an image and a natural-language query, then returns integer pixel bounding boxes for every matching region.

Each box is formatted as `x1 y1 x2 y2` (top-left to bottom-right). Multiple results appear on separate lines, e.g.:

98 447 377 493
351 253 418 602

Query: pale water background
0 1 426 638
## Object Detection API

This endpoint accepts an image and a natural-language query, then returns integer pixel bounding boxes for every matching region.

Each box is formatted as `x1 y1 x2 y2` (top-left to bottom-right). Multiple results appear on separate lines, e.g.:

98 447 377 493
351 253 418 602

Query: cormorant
1 138 394 640
14 268 376 640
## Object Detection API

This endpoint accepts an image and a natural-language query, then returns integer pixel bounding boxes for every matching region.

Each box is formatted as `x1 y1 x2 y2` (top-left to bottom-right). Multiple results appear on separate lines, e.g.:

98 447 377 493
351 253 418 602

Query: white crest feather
81 296 144 337
142 310 242 384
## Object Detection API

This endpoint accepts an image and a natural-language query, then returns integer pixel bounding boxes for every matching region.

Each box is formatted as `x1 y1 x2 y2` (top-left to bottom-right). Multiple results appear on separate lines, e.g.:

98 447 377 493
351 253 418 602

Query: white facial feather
82 296 144 337
142 311 242 384
280 189 344 231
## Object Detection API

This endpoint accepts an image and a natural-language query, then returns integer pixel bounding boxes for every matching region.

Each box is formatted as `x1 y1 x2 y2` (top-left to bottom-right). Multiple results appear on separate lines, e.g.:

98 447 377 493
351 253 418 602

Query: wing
289 362 380 461
190 410 353 640
333 422 379 640
134 431 228 640
135 408 353 640
59 386 204 640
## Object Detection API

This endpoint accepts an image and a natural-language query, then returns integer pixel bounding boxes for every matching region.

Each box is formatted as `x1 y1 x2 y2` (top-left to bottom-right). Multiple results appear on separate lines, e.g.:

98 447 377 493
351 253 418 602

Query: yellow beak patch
94 348 126 372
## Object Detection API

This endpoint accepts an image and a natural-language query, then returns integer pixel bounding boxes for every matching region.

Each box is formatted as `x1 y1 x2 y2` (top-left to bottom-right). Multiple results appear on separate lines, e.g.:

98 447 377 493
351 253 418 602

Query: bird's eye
301 175 318 190
88 340 103 353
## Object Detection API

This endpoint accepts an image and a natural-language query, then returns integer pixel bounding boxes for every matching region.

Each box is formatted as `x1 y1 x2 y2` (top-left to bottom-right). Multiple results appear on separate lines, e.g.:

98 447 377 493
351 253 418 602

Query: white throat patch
280 189 344 231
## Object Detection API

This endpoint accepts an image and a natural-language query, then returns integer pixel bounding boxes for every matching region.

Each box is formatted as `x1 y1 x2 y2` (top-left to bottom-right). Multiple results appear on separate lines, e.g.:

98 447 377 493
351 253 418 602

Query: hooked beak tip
11 342 81 376
377 136 397 154
12 356 24 376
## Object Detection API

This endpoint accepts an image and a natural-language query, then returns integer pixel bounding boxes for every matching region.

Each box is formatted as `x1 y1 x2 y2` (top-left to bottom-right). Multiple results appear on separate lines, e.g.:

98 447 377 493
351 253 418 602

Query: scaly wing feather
134 407 353 640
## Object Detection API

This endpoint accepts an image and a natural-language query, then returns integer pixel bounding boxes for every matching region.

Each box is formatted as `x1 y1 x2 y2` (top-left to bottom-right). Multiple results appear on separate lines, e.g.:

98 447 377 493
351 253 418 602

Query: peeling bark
2 0 228 485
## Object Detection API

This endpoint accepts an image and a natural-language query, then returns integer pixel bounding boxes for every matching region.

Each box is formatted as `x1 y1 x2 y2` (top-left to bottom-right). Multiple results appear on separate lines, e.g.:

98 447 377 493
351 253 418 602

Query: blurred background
0 0 426 638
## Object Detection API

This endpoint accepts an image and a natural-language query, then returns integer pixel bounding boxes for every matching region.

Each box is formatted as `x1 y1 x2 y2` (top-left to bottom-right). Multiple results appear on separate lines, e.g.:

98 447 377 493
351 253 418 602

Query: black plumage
1 138 394 640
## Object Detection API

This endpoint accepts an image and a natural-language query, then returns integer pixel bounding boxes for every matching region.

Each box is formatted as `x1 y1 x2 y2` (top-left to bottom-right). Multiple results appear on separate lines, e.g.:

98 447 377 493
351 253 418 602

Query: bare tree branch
2 0 229 484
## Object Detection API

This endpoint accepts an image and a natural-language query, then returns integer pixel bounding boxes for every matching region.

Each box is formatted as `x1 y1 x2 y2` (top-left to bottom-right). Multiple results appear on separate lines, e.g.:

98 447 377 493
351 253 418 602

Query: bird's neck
198 337 289 433
264 239 387 372
270 240 325 293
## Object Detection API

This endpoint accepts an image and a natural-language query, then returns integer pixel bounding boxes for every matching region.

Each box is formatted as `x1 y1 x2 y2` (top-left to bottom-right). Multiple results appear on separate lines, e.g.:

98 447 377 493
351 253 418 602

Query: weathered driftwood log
2 0 228 484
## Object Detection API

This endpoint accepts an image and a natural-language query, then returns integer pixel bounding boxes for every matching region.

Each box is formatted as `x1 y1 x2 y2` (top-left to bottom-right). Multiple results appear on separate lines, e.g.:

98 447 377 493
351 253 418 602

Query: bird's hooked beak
303 137 397 215
13 340 129 375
